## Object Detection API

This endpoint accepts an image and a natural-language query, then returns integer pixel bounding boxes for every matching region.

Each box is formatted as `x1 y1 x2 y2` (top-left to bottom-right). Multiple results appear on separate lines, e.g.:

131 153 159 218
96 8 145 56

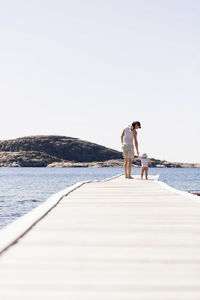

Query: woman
121 121 141 178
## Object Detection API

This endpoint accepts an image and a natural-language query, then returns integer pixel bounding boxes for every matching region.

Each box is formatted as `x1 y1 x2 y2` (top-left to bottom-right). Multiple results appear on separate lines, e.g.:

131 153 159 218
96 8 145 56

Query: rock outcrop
0 135 122 167
0 135 199 168
0 151 62 167
190 192 200 196
47 159 125 168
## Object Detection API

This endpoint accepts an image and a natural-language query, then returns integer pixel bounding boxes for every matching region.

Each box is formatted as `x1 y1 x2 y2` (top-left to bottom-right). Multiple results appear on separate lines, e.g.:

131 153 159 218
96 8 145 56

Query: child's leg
128 159 133 178
124 158 128 178
144 167 148 179
141 167 144 179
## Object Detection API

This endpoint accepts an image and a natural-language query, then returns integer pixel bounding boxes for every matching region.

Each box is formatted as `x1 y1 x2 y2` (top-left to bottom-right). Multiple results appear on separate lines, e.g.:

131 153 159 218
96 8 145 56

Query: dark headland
0 135 199 168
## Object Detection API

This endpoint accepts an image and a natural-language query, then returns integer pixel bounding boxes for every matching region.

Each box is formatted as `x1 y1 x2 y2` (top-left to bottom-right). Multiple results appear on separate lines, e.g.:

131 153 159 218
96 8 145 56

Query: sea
0 167 199 230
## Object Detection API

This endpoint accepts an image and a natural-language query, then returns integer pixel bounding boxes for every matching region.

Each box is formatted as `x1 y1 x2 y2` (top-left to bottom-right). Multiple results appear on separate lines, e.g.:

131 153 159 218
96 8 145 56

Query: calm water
0 167 199 229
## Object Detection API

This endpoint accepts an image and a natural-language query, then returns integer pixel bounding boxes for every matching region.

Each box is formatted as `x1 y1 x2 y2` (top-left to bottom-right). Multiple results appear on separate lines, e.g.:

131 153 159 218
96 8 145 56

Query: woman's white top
123 126 133 146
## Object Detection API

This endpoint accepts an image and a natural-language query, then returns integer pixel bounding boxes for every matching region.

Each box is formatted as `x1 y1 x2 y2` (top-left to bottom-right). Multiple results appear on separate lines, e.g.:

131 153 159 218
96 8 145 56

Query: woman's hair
132 121 141 129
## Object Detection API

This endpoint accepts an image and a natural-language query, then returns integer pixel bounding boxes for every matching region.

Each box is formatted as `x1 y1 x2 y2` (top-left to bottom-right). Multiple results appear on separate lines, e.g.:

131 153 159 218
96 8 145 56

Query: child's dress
139 157 150 167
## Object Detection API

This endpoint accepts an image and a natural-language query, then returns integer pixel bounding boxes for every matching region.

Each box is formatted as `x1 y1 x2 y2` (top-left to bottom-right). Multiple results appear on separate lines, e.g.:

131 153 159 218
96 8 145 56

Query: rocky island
0 135 199 168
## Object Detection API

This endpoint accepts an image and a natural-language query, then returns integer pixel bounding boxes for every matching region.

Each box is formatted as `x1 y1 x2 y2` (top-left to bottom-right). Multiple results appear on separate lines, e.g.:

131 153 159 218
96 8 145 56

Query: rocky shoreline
47 159 200 168
0 135 199 168
0 155 199 168
0 153 199 168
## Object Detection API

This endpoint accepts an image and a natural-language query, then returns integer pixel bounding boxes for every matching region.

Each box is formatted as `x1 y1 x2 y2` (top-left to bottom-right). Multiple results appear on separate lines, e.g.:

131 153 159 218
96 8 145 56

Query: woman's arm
121 130 125 145
133 130 139 155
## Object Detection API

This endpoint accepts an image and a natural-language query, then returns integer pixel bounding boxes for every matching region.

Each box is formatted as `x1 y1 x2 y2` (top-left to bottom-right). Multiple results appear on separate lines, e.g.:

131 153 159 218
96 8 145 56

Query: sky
0 0 199 163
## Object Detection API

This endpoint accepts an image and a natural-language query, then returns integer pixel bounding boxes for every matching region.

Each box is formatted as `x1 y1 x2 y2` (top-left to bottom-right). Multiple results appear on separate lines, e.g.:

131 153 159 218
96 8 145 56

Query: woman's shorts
122 145 134 159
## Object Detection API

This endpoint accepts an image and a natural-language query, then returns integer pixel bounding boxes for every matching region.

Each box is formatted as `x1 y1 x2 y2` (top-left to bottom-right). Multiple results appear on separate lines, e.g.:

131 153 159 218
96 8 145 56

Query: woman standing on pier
121 121 141 178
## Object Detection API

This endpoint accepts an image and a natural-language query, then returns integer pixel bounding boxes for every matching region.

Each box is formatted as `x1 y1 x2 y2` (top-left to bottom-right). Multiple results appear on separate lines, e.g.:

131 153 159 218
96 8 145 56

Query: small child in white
139 153 150 180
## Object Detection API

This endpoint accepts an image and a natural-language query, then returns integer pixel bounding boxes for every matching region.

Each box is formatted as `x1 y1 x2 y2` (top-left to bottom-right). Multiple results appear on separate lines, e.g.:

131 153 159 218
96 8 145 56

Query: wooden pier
0 174 200 299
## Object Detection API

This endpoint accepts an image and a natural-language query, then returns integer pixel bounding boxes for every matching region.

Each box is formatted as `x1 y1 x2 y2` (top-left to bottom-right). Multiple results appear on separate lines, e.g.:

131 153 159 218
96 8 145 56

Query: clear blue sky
0 0 199 163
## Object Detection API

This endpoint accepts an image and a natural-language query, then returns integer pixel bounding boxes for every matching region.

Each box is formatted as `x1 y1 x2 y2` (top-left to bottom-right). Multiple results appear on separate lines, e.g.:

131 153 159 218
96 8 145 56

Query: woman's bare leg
128 159 133 178
124 158 128 178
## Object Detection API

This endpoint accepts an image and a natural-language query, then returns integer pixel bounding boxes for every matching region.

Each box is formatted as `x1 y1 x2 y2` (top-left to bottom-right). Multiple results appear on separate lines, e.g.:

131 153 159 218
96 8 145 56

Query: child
139 153 150 180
